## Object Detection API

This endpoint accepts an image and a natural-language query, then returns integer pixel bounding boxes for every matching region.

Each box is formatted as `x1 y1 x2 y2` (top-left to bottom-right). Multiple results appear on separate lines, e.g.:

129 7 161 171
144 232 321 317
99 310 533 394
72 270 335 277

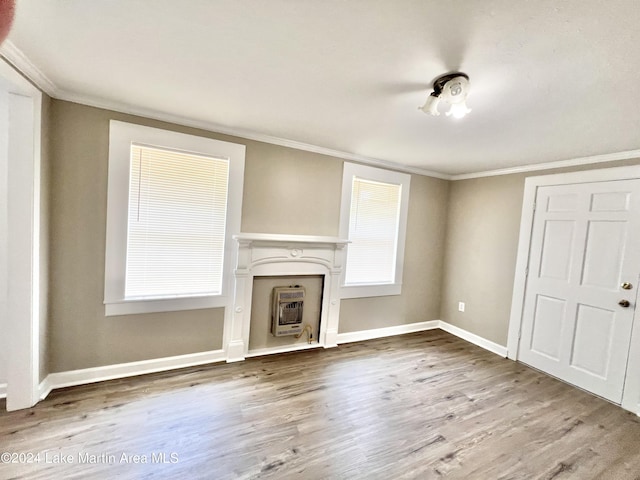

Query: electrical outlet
458 302 465 312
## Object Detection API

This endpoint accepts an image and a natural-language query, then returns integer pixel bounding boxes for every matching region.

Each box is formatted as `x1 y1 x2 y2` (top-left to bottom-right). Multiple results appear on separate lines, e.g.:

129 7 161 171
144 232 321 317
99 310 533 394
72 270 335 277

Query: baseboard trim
40 349 226 400
247 342 323 358
35 321 507 402
38 376 52 401
438 321 508 357
336 320 440 344
335 320 508 358
0 383 6 399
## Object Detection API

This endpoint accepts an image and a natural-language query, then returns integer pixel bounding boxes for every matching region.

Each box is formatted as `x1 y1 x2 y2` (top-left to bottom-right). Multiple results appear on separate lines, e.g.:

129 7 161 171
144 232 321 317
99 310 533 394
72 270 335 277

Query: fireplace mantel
226 233 349 362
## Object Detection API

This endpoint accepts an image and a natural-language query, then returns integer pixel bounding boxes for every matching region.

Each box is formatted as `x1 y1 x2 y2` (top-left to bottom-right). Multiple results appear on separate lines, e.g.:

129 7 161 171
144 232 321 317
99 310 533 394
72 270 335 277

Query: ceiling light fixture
419 72 471 119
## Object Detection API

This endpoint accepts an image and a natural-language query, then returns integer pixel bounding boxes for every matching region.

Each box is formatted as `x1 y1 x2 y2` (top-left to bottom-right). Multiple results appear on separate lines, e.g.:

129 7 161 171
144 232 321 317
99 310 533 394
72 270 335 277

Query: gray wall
440 159 640 346
440 175 524 345
43 98 640 372
48 99 447 372
241 144 342 235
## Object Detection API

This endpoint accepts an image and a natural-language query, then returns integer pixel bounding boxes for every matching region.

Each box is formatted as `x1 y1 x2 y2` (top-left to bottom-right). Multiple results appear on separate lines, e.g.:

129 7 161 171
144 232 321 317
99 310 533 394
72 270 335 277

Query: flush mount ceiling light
419 72 471 119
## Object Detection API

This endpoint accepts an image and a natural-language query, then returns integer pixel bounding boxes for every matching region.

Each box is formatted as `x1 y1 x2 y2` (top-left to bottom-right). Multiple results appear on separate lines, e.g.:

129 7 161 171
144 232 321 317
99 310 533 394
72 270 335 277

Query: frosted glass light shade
446 102 472 119
419 94 441 116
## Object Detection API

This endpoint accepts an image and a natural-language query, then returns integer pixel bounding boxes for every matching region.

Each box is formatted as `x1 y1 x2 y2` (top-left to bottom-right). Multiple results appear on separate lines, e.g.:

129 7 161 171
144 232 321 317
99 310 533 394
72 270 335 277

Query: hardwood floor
2 330 640 479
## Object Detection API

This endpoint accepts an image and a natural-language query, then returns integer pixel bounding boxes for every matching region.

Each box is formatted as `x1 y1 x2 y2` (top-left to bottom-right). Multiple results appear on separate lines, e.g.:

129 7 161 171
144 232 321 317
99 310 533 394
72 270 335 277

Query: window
125 144 229 299
339 163 410 298
104 121 245 316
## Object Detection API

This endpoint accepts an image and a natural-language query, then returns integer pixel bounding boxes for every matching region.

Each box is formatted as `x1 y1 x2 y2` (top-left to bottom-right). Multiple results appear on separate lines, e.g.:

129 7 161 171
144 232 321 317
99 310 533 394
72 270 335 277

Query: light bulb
446 102 471 119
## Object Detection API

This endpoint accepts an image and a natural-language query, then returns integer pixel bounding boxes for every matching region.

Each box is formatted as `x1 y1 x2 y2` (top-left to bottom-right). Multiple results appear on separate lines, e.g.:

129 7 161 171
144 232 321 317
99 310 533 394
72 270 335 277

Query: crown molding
54 89 451 180
450 149 640 181
0 41 449 179
4 41 638 182
0 40 58 96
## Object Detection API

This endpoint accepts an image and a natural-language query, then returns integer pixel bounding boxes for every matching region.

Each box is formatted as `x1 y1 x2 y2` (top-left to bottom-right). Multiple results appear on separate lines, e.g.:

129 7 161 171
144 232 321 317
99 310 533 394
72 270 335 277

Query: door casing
0 57 42 411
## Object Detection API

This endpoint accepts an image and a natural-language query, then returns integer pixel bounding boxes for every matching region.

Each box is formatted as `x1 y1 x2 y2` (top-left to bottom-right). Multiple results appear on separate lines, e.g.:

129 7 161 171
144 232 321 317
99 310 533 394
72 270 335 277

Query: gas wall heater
271 285 305 336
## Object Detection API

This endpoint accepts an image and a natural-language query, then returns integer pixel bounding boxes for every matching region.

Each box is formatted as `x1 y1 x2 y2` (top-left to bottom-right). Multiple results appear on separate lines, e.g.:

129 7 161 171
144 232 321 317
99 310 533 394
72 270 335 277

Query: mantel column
226 239 252 362
323 243 346 348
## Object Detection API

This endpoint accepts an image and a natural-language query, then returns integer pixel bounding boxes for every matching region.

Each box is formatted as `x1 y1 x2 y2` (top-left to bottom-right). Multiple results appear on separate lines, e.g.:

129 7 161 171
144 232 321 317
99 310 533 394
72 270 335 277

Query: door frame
0 57 42 410
507 165 640 414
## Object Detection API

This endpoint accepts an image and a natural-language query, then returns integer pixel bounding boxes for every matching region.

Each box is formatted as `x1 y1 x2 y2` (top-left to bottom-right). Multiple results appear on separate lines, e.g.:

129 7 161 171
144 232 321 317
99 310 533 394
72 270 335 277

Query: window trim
339 162 411 299
104 120 245 316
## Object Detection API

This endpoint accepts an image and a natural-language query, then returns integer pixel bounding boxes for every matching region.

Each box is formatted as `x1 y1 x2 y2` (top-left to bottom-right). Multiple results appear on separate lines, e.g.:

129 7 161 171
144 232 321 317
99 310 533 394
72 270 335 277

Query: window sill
339 283 402 299
104 295 228 317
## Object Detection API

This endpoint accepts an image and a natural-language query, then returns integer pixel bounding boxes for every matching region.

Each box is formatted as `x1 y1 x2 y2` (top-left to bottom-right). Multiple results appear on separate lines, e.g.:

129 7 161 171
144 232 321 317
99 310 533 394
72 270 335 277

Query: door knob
622 282 633 290
619 300 631 308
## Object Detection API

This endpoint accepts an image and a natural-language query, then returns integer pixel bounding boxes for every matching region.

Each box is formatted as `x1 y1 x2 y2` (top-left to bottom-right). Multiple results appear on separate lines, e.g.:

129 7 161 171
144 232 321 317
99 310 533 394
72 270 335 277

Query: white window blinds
345 177 402 285
125 144 230 299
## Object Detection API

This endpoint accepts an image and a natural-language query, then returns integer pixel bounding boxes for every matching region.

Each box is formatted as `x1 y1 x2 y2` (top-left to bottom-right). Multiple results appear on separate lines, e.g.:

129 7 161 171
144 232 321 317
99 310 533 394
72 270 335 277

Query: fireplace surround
226 233 349 362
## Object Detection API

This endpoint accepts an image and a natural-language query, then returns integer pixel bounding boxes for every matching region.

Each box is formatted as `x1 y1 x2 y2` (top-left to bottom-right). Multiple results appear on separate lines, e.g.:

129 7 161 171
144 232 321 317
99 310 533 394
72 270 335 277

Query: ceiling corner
0 39 58 97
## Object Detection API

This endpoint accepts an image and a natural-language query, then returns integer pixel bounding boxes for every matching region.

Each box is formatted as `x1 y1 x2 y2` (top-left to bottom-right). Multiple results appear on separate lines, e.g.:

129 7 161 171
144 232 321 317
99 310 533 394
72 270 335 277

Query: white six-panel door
519 179 640 403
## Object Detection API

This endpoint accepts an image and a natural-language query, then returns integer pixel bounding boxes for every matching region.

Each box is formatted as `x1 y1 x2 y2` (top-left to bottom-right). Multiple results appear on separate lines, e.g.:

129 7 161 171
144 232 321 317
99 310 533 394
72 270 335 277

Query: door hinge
525 267 529 276
532 202 536 212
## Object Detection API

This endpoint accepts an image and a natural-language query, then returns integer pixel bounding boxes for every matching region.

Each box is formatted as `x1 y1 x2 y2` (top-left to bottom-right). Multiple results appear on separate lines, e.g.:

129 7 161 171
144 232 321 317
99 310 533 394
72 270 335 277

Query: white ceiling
5 0 640 176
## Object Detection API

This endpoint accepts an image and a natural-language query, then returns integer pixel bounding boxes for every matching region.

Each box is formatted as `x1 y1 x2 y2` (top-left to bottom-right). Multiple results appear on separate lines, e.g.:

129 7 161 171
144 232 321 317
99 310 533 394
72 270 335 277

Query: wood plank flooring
1 330 640 479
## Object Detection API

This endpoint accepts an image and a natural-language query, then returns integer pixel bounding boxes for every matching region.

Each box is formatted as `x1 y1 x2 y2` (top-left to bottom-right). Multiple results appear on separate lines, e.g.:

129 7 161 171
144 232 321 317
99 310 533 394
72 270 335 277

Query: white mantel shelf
233 233 350 246
225 233 349 362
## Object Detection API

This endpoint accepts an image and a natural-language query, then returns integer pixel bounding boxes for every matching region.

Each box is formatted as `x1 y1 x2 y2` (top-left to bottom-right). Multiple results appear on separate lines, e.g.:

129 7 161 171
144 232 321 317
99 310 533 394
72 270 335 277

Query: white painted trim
622 276 640 415
339 163 411 299
211 322 496 360
336 321 508 358
0 41 58 97
105 295 229 317
451 150 640 181
0 383 6 399
226 340 246 363
246 342 322 358
233 233 349 246
45 83 640 184
5 38 640 183
0 74 7 405
508 165 640 415
49 88 640 183
0 43 449 180
1 58 42 411
104 120 245 316
515 165 640 187
38 376 52 401
438 321 508 358
38 349 226 400
33 321 511 401
336 320 439 344
7 38 640 183
506 177 538 361
60 88 451 180
229 234 347 362
1 42 450 180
